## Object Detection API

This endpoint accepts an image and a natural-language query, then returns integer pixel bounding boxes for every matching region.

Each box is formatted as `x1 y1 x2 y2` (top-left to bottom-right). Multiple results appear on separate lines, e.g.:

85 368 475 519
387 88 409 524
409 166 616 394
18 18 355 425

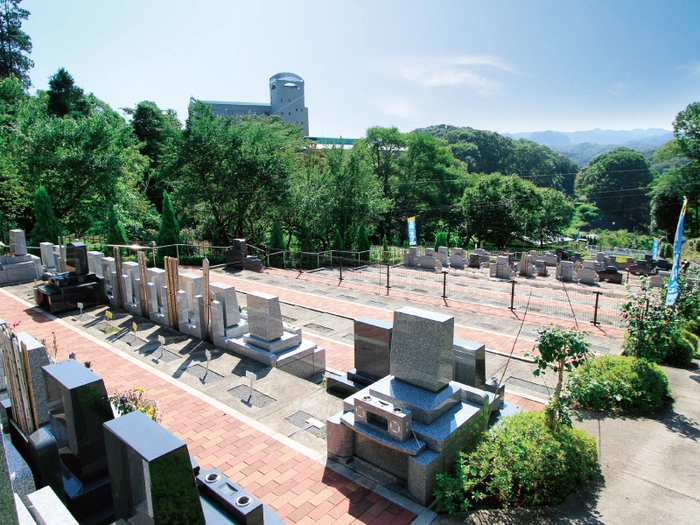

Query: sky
21 0 700 138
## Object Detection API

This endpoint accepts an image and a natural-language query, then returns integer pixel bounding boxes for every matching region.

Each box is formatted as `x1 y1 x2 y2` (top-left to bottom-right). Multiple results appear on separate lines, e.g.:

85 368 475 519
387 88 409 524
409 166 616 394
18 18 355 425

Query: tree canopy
575 147 655 231
0 0 32 89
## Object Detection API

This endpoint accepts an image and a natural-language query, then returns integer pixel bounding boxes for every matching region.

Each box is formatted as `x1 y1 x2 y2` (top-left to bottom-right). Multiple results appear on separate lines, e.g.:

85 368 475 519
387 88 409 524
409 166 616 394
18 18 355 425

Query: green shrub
567 355 670 413
664 329 696 367
686 319 700 337
434 411 598 514
682 329 699 352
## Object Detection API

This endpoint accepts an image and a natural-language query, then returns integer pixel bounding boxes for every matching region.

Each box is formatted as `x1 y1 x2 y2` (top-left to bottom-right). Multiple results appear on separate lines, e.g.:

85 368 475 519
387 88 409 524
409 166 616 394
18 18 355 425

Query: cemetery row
1 230 517 521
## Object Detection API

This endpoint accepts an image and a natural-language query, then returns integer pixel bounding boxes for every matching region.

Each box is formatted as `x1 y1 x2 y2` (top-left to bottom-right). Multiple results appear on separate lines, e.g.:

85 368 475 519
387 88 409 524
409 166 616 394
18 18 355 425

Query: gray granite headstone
9 230 27 256
210 282 240 326
40 243 56 269
453 338 486 389
25 486 78 525
86 251 104 276
1 431 19 525
390 306 454 392
15 332 51 427
247 291 284 342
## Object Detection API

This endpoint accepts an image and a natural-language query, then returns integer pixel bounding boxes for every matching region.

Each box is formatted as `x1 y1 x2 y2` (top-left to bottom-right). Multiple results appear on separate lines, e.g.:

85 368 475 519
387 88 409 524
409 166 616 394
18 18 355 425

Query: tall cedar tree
47 67 88 117
269 220 285 250
333 228 344 252
30 186 61 246
355 224 371 255
0 0 33 89
105 203 128 246
268 220 285 268
156 190 182 258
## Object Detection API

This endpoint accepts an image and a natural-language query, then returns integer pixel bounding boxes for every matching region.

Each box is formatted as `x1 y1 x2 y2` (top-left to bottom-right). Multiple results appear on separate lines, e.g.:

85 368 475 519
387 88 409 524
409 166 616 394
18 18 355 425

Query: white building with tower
195 72 309 136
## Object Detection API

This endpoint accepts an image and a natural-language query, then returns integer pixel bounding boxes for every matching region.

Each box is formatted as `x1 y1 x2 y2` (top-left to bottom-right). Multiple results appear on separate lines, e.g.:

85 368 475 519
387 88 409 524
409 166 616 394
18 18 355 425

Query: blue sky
22 0 700 138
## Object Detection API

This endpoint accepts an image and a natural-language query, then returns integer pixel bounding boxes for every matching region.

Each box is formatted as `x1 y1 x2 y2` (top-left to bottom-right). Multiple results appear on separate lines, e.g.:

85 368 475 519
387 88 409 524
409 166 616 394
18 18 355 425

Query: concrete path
431 358 700 524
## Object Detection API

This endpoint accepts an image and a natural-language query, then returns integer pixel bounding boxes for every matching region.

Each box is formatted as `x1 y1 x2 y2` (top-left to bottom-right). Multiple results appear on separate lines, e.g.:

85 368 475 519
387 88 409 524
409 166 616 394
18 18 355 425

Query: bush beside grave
433 411 598 514
567 355 670 414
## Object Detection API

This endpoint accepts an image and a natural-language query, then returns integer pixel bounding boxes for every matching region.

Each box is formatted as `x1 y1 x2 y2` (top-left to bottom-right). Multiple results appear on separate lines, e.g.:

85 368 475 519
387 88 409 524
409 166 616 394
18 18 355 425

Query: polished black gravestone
105 411 284 525
104 411 205 525
34 242 107 314
43 359 114 523
327 317 392 397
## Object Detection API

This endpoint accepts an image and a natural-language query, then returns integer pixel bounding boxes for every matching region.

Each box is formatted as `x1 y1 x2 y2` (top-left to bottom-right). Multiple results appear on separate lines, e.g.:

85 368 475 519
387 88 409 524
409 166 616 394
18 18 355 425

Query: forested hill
413 125 580 194
416 124 676 170
503 128 673 166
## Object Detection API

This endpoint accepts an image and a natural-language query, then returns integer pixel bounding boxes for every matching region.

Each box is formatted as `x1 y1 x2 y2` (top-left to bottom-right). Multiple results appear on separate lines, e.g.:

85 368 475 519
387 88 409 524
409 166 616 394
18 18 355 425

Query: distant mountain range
502 128 674 166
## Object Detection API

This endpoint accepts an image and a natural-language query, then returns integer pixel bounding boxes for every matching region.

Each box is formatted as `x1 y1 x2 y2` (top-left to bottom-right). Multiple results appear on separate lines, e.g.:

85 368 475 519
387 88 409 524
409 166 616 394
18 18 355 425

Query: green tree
47 68 89 117
155 190 182 258
673 102 700 162
105 202 128 246
325 144 387 250
575 147 655 230
0 0 33 89
532 327 592 432
393 132 464 243
175 101 305 245
355 223 370 255
268 219 285 267
532 188 574 247
125 100 182 210
433 231 448 251
364 126 406 240
21 95 150 235
459 173 541 248
30 185 61 245
332 228 343 251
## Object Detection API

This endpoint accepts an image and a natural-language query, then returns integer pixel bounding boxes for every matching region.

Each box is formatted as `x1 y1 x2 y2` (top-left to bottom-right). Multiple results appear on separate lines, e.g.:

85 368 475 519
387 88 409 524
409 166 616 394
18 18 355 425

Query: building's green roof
199 100 270 107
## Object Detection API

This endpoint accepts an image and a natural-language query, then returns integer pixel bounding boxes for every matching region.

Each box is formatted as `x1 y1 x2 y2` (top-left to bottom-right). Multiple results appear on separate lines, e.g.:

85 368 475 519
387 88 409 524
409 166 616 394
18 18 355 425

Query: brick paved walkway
0 291 416 524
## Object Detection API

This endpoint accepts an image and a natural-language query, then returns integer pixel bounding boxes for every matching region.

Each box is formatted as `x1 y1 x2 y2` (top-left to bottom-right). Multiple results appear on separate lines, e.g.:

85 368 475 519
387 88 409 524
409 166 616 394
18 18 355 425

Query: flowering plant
110 387 163 423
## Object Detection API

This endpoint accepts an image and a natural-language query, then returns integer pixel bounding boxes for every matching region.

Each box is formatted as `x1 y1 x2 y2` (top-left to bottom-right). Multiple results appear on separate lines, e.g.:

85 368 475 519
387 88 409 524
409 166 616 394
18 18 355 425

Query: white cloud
682 61 700 76
608 82 628 95
389 55 513 95
373 96 415 118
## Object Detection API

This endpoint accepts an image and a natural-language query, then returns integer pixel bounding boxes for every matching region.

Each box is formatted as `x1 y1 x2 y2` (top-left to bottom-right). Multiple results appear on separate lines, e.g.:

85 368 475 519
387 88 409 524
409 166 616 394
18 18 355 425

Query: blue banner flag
666 197 688 307
407 217 417 246
652 238 659 260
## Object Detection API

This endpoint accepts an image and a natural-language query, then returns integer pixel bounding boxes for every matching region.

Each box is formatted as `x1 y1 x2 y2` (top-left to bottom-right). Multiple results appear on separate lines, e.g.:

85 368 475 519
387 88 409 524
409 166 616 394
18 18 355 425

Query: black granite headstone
66 242 89 275
349 317 392 383
43 360 114 481
104 411 205 525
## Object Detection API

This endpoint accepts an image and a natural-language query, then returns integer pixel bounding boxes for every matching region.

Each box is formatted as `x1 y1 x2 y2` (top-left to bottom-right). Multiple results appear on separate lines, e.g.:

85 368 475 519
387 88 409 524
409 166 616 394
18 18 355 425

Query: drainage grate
367 300 387 306
343 334 355 341
229 385 276 408
288 284 306 290
94 321 118 334
505 377 552 396
285 410 326 439
140 345 180 363
312 289 329 295
185 365 223 384
303 323 333 334
119 333 146 347
282 315 297 323
338 295 357 301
